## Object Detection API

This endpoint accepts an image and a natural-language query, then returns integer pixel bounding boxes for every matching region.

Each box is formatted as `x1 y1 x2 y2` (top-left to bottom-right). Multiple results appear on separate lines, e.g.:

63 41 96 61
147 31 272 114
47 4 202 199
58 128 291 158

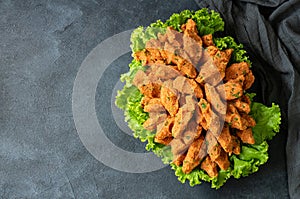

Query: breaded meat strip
143 112 167 131
172 104 194 138
182 19 203 65
172 76 203 98
182 135 206 174
196 59 221 86
225 62 255 90
160 80 179 116
155 117 174 145
173 153 186 166
143 98 165 113
225 62 250 81
236 128 255 145
225 104 245 130
133 70 161 98
232 95 251 114
217 124 241 155
223 78 244 100
204 83 226 115
201 156 218 177
198 98 211 130
206 132 230 170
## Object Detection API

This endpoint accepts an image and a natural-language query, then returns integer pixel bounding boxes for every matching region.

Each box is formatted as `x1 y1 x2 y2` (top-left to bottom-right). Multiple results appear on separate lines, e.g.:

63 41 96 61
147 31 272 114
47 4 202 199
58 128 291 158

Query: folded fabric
194 0 300 198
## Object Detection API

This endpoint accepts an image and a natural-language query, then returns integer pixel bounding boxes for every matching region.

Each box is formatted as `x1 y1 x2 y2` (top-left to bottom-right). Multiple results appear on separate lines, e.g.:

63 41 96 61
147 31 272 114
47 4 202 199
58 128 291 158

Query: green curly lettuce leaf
164 9 224 34
250 102 281 144
230 142 269 179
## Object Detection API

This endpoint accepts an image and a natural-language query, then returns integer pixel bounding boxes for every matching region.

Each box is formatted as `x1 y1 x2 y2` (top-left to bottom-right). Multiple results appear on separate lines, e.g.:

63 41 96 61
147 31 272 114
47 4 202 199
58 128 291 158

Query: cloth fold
194 0 300 198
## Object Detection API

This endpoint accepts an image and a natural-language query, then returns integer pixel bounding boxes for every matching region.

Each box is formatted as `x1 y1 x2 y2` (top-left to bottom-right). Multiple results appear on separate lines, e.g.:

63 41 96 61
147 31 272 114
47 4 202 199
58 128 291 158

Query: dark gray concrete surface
0 0 289 198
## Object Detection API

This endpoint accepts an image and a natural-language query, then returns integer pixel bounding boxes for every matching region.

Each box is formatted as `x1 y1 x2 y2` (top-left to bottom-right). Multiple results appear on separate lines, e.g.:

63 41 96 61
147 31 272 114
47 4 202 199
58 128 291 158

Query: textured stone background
0 0 289 198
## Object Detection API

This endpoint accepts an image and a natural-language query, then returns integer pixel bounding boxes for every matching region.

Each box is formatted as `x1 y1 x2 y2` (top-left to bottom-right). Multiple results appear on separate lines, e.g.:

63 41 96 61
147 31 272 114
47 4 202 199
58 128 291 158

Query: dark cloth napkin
195 0 300 198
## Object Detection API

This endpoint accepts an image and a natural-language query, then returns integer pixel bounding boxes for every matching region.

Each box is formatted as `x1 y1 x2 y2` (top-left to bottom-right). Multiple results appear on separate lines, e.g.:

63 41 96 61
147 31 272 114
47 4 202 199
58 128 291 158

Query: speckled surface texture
0 0 289 198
